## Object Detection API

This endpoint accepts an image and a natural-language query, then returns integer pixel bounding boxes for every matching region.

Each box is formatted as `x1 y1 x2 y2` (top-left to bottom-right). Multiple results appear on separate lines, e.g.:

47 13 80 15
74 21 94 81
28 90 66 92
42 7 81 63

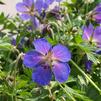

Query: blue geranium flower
92 3 101 23
82 23 101 48
88 3 101 23
16 0 62 28
16 0 40 28
82 23 101 72
23 38 71 85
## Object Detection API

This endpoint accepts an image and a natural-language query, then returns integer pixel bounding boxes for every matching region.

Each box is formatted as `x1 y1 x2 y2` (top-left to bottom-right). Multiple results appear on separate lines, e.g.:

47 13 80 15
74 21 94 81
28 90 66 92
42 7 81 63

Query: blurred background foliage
0 0 101 101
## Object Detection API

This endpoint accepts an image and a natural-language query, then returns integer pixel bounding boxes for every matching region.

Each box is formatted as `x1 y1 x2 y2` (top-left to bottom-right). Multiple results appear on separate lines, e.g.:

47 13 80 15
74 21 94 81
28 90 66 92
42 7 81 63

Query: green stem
50 28 55 40
49 22 60 41
66 13 72 27
48 86 55 101
58 82 76 101
86 3 89 14
49 22 59 34
12 47 20 54
13 53 23 101
70 59 101 94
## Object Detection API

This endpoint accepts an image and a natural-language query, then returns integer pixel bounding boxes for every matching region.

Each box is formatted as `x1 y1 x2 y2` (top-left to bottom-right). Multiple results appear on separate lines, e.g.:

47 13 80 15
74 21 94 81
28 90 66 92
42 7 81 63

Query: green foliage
0 0 101 101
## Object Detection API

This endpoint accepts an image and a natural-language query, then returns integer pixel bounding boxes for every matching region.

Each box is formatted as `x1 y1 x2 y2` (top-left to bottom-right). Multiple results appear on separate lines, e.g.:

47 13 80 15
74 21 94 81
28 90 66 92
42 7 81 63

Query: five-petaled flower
23 38 71 85
16 0 45 28
82 23 101 47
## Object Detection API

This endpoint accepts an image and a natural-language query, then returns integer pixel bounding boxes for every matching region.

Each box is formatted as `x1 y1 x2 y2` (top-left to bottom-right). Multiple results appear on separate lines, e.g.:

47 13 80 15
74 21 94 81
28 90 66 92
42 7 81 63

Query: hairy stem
58 82 76 101
70 59 101 94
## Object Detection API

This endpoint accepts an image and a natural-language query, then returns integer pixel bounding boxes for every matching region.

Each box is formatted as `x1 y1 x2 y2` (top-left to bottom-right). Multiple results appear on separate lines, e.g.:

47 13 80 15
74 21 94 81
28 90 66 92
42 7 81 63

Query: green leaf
75 34 83 44
87 53 100 65
0 36 13 51
64 84 92 101
0 43 13 50
16 80 28 89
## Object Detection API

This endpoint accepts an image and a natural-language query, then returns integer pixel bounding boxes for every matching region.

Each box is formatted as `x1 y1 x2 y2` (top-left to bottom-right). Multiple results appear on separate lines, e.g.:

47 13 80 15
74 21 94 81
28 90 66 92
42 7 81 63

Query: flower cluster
16 0 101 85
82 3 101 71
16 1 72 86
23 38 71 85
16 0 62 28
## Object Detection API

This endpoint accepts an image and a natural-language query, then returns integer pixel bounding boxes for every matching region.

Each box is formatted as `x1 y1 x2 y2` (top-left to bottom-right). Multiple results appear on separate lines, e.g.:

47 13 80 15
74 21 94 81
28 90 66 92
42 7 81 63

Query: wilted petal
11 38 16 46
52 62 70 82
23 50 43 68
33 38 52 55
20 14 31 20
52 44 71 62
32 65 52 85
82 23 94 41
85 60 93 72
16 3 27 12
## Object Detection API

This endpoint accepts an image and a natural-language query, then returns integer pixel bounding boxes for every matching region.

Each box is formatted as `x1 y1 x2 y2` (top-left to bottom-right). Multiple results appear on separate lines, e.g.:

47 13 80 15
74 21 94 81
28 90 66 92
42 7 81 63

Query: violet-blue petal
31 17 40 29
33 38 52 55
42 2 49 10
46 0 54 5
93 13 101 21
23 50 43 68
32 65 52 85
56 0 62 2
52 44 71 62
20 14 31 20
93 26 101 45
23 0 34 7
94 3 101 12
82 23 94 41
52 62 70 82
35 0 44 13
16 3 27 12
96 49 101 54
